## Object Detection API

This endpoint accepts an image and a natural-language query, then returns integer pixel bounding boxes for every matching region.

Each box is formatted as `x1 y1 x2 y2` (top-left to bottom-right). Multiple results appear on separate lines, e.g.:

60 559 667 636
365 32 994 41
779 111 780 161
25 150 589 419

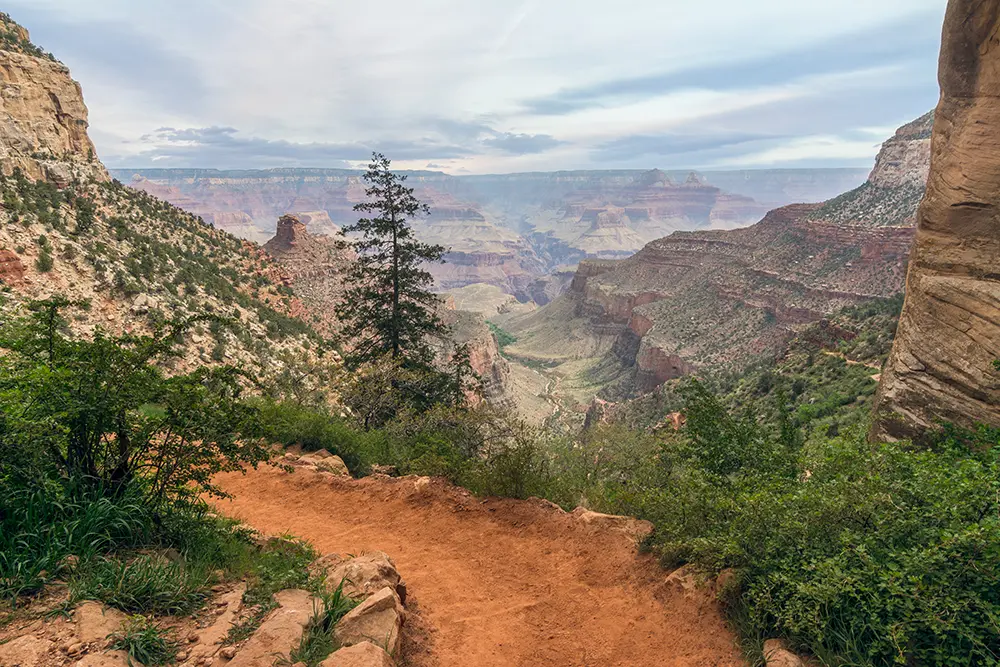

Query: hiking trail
215 466 745 667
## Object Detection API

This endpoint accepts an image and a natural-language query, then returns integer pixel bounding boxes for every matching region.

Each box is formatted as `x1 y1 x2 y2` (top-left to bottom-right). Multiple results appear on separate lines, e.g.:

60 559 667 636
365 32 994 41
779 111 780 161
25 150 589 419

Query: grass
108 615 180 667
69 554 209 616
224 536 318 646
286 581 358 667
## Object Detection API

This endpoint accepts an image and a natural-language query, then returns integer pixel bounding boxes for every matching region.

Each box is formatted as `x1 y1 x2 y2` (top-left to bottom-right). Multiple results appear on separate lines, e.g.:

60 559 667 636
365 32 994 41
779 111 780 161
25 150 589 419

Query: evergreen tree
337 153 448 368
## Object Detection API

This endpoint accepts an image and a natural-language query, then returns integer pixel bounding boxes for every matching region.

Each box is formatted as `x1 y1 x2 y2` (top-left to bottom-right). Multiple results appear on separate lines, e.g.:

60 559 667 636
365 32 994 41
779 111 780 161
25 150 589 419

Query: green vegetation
488 322 518 351
0 13 54 60
108 615 180 667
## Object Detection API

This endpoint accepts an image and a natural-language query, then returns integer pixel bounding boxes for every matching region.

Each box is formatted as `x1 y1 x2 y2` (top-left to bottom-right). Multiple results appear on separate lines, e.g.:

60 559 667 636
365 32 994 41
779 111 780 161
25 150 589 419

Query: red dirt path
214 466 745 667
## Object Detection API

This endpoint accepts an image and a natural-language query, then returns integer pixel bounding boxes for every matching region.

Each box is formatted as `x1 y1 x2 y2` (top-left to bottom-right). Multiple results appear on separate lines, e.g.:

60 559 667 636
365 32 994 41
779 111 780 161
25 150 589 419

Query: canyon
500 113 932 407
115 166 868 305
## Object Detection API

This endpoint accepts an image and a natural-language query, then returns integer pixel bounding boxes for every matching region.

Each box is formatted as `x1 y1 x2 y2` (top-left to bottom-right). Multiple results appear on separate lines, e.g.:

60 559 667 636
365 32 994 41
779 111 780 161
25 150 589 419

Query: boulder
322 552 406 604
0 634 55 666
570 507 654 540
319 641 395 667
228 589 319 667
75 601 127 645
763 639 806 667
334 588 405 656
665 565 700 598
299 451 350 476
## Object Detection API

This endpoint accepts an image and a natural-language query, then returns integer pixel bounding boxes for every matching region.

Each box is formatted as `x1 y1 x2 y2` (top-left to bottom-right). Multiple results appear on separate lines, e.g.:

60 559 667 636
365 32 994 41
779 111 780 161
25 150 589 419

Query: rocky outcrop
873 0 1000 439
334 587 405 656
319 551 407 603
320 642 395 667
0 16 106 184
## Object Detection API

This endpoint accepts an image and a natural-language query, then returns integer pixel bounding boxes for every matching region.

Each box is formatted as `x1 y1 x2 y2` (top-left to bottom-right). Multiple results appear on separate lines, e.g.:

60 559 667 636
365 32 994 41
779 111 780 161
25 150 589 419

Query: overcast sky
9 0 946 174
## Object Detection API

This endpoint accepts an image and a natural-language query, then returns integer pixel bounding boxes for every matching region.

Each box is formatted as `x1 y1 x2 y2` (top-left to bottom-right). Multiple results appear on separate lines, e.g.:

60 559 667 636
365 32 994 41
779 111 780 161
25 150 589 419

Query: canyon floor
214 466 744 667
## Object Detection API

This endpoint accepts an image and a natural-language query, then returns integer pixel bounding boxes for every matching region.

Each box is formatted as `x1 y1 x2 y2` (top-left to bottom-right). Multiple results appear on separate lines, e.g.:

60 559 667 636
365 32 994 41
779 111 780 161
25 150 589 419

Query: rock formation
0 14 107 185
0 14 325 380
873 0 1000 439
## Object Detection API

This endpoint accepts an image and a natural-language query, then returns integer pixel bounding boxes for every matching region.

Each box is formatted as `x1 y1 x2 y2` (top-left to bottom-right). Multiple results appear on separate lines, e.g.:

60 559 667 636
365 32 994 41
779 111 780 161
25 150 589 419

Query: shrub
637 382 1000 666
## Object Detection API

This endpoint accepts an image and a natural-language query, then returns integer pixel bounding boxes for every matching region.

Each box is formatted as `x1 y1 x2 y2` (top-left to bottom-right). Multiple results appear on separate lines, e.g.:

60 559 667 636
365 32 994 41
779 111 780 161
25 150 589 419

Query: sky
9 0 947 174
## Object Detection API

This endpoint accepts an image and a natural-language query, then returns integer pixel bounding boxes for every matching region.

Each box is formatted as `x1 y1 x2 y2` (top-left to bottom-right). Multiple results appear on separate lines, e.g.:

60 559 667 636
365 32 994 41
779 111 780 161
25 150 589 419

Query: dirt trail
215 467 744 667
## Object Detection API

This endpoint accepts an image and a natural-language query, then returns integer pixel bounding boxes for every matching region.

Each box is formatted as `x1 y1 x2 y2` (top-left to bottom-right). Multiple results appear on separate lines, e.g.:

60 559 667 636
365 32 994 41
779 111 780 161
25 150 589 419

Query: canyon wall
874 1 1000 439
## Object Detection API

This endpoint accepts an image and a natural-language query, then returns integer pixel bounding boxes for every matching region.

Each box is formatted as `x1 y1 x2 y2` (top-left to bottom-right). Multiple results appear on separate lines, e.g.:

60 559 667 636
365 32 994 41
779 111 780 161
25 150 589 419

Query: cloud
105 126 475 169
520 11 941 117
7 0 947 172
481 132 564 155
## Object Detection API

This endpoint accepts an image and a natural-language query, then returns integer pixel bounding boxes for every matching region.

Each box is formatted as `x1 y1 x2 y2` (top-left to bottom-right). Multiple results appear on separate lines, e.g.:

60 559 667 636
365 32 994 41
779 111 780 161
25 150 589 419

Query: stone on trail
319 641 395 667
298 450 351 476
74 601 127 645
570 507 654 540
334 588 405 657
228 589 319 667
320 551 407 604
72 652 134 667
763 639 807 667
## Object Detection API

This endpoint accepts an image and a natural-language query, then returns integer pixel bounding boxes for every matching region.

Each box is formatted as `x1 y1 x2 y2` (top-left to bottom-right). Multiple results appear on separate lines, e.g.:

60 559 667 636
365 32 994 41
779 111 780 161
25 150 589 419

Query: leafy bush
631 381 1000 666
0 298 270 505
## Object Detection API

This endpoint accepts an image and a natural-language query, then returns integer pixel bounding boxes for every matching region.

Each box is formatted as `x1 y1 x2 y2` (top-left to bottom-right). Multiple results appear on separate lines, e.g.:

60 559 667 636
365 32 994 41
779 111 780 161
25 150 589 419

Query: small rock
188 632 200 643
763 639 807 667
298 451 350 476
319 641 395 667
67 642 85 655
176 650 189 661
219 646 237 660
335 588 405 656
571 507 654 540
322 552 406 604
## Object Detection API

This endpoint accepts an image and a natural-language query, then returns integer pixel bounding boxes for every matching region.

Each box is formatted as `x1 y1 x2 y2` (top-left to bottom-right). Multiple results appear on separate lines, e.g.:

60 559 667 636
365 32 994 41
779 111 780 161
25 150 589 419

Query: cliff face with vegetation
874 1 1000 439
0 16 323 379
503 114 930 398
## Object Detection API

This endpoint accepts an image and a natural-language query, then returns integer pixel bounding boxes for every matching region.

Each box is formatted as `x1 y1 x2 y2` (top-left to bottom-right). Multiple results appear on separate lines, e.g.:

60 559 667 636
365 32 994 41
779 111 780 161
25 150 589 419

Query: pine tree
337 153 448 368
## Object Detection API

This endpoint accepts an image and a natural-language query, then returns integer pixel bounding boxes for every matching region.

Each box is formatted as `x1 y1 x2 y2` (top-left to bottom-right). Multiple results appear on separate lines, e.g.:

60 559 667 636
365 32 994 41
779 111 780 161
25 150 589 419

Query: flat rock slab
75 602 128 645
320 641 395 667
73 651 134 667
571 507 654 540
228 589 318 667
0 634 55 666
335 588 404 657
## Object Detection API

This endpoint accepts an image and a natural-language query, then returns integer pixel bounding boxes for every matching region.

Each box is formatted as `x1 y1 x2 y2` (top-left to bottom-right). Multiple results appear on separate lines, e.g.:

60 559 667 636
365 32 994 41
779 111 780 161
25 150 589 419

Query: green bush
633 381 1000 666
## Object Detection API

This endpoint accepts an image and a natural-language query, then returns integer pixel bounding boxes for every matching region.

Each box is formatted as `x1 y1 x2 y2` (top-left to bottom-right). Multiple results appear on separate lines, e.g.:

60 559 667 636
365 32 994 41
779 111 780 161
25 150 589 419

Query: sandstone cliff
0 14 107 185
874 1 1000 439
115 167 862 301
